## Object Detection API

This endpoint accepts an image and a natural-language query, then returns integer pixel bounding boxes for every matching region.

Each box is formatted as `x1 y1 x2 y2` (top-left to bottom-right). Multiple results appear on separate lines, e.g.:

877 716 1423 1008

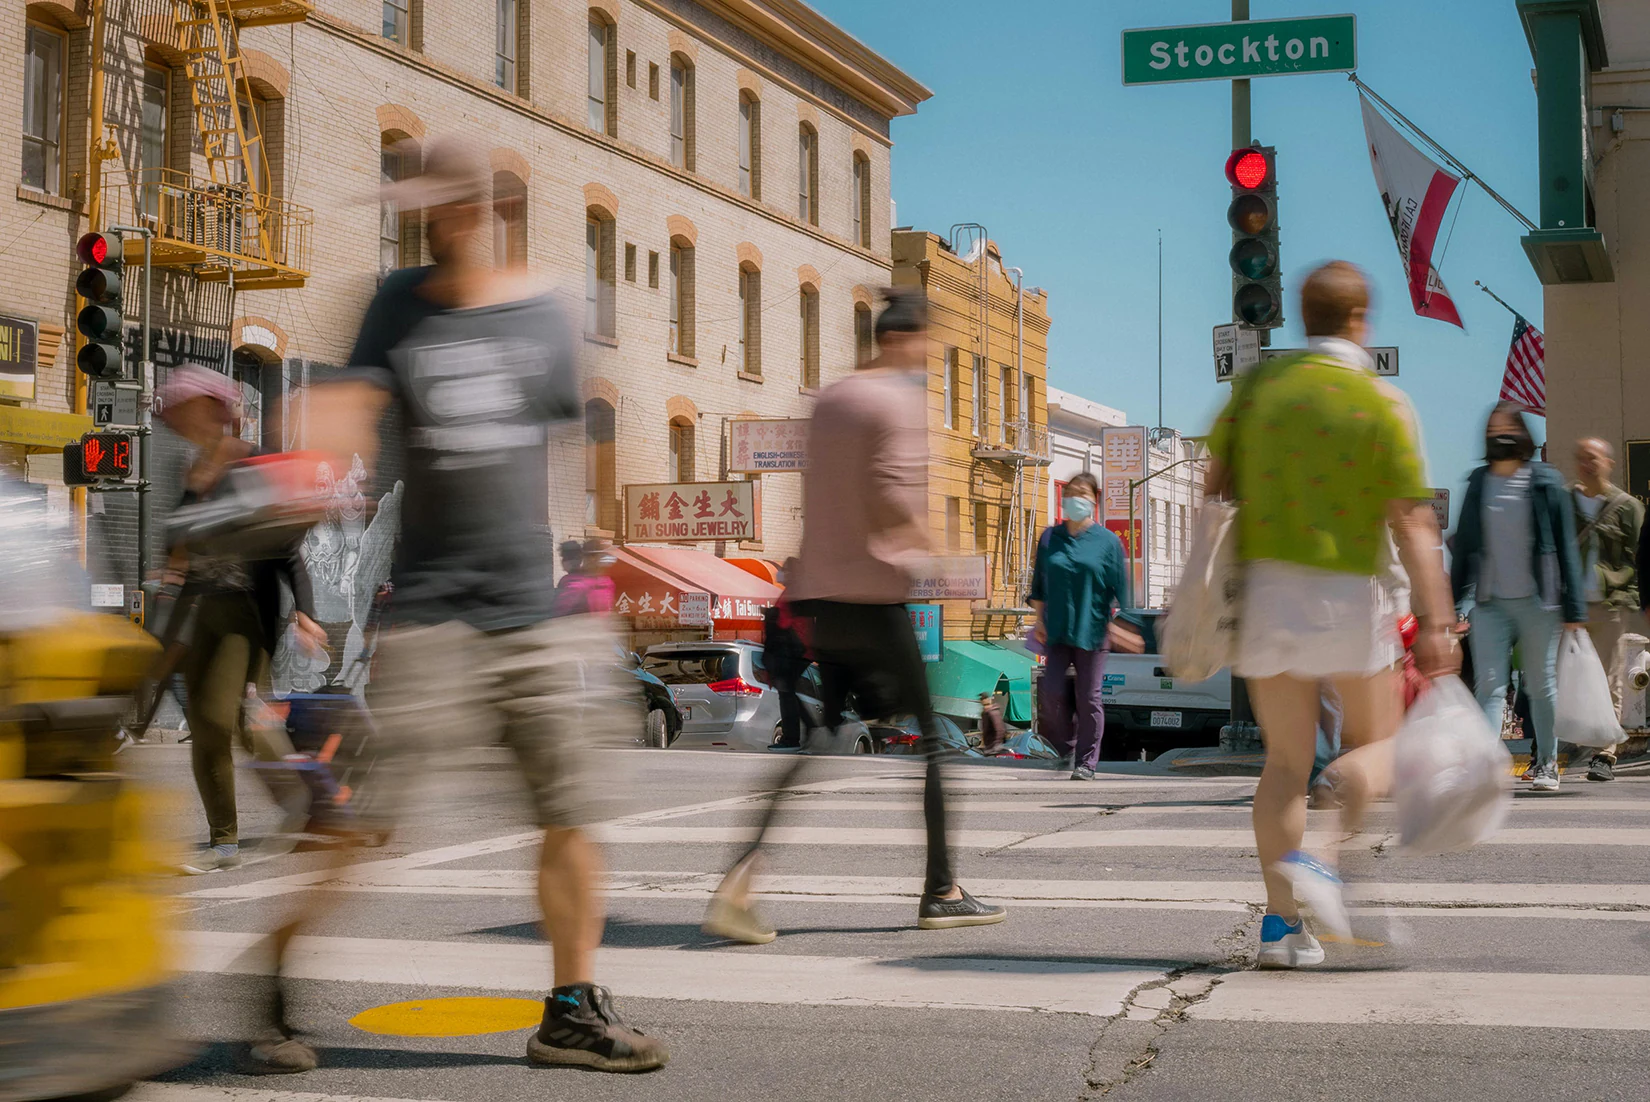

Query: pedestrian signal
68 431 134 481
74 231 124 380
1226 146 1282 329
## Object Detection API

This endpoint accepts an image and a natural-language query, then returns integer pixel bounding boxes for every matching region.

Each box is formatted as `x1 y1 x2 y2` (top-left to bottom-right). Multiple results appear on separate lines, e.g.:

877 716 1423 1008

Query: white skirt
1236 560 1403 680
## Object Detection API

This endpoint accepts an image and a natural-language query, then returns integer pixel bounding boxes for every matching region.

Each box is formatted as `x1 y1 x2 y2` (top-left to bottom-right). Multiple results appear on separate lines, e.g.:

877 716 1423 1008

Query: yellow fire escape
106 0 314 289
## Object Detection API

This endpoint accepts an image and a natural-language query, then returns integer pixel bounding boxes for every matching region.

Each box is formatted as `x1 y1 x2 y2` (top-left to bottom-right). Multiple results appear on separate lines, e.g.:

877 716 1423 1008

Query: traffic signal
61 431 134 484
1225 146 1282 329
74 231 124 379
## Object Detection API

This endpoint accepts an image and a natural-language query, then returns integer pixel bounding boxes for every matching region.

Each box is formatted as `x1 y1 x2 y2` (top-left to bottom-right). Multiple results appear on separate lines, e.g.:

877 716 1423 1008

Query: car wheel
646 709 669 749
853 736 872 754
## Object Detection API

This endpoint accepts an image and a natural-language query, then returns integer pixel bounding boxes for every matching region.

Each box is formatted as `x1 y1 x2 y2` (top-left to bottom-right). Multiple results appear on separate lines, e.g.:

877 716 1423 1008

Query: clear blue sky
815 0 1548 504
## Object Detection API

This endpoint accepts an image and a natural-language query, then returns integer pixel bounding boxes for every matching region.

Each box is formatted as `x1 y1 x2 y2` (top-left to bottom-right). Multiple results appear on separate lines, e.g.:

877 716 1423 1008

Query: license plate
1150 710 1182 728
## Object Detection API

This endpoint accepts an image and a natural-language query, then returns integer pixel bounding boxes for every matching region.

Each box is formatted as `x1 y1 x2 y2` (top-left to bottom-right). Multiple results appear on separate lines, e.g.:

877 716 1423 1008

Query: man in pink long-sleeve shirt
701 288 1008 945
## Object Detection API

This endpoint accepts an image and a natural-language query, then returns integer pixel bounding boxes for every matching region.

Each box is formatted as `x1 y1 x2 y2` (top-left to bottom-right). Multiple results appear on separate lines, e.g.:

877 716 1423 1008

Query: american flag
1499 315 1545 415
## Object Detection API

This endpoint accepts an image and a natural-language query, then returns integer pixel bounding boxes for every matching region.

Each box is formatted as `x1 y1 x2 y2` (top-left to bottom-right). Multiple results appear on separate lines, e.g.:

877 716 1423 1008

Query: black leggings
736 602 954 896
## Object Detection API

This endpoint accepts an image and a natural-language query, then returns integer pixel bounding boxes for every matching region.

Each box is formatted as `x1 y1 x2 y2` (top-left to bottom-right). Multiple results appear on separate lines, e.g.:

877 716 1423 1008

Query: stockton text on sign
1122 15 1356 85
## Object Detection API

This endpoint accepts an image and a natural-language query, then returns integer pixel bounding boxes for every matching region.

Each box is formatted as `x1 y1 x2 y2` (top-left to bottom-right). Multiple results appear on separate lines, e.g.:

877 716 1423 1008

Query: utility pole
1226 0 1259 739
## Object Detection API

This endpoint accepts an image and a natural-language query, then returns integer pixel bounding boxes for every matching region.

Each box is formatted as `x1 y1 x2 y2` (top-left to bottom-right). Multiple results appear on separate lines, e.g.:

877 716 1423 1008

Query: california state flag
1359 94 1464 328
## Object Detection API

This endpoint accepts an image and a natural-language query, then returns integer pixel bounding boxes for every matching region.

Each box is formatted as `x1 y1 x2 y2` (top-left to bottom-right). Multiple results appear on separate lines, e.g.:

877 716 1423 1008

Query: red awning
725 557 780 584
609 545 781 629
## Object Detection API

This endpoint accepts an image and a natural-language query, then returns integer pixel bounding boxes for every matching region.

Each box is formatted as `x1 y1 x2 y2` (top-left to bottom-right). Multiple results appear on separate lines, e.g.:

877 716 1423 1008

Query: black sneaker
527 985 668 1073
1588 755 1616 782
918 886 1007 930
1070 766 1096 781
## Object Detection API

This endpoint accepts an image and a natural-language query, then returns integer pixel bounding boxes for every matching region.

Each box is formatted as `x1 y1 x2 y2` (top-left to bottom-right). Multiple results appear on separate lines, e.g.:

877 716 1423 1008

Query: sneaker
1518 760 1536 781
1587 755 1615 783
181 843 241 875
917 886 1007 930
1070 766 1096 781
1255 913 1324 969
242 1029 317 1074
1272 850 1350 941
527 985 668 1073
1530 762 1561 791
702 896 776 945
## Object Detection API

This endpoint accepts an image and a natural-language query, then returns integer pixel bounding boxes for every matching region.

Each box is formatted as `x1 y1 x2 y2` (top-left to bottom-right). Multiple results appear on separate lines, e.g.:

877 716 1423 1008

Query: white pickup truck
1098 609 1231 759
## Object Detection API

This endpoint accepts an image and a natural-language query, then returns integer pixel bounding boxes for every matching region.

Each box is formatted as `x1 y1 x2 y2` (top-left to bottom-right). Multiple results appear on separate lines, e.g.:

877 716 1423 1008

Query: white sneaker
1272 849 1351 941
1530 763 1560 791
1256 913 1325 968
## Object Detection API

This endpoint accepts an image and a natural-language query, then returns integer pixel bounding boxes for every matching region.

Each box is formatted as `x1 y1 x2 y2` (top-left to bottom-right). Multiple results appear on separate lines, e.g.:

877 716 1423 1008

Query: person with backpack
1029 471 1128 781
1452 403 1587 792
1571 436 1644 782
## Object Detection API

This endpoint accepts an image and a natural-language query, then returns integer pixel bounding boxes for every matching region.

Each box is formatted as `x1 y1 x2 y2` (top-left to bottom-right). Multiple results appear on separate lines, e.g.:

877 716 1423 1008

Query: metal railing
974 418 1050 462
101 168 312 284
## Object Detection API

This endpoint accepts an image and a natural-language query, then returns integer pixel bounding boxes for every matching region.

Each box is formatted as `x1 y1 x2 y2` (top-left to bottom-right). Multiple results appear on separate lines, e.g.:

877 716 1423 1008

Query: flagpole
1473 280 1529 321
1351 74 1538 232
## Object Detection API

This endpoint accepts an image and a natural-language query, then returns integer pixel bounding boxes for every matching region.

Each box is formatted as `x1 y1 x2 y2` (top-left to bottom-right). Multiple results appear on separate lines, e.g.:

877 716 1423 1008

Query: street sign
1122 14 1357 86
90 380 140 427
1213 323 1261 382
677 591 711 627
90 583 124 608
1429 488 1451 533
908 604 943 663
1260 346 1399 376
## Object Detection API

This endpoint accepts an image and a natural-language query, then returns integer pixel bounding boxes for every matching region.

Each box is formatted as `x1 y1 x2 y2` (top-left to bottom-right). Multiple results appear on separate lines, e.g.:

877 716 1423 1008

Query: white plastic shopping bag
1554 630 1622 749
1159 501 1239 682
1392 675 1512 854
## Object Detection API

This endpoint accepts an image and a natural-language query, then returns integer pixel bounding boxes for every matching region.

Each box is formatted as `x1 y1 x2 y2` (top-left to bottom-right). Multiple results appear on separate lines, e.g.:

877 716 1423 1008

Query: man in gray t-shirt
255 138 667 1077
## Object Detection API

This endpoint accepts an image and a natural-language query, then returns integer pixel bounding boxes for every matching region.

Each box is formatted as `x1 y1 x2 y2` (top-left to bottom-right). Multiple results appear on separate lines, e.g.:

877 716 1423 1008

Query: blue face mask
1063 496 1095 523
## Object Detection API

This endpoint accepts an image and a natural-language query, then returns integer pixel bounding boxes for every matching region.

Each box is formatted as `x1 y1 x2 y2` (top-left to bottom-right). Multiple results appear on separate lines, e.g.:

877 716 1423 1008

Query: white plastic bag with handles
1159 501 1240 682
1393 675 1512 854
1554 629 1622 749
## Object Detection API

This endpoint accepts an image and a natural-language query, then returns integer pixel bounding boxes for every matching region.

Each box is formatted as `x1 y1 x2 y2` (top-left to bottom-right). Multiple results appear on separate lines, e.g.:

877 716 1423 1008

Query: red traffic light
1226 149 1270 190
77 231 114 266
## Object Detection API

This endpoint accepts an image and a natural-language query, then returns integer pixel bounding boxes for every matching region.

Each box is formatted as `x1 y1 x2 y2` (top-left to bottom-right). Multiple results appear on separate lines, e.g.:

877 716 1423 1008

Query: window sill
738 540 765 553
16 186 80 214
737 371 764 384
583 332 619 348
798 385 820 396
667 352 699 368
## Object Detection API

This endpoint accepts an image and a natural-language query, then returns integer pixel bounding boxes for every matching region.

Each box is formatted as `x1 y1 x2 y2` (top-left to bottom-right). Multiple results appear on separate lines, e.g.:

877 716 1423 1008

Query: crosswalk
152 749 1650 1099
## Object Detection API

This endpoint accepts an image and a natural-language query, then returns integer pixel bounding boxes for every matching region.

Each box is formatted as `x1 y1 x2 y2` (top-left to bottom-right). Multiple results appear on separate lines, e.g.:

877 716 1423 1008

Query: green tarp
928 640 1037 725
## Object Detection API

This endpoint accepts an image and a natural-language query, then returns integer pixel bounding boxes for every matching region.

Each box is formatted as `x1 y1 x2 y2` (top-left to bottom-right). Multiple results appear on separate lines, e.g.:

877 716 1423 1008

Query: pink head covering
157 365 242 429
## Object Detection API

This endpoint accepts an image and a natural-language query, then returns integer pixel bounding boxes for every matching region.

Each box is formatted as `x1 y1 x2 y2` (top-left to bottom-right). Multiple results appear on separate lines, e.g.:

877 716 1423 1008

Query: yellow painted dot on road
349 996 543 1037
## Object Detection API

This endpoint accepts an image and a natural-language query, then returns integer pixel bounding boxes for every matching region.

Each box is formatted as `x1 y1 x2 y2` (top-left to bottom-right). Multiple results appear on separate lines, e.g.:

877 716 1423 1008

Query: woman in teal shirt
1030 472 1128 780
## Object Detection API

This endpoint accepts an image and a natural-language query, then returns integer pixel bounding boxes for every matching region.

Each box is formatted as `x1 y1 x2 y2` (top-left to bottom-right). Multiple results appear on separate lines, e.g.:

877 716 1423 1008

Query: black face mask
1486 435 1524 462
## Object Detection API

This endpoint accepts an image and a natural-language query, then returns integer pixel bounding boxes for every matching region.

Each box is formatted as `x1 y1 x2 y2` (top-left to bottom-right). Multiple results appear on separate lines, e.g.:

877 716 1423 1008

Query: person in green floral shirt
1204 261 1458 969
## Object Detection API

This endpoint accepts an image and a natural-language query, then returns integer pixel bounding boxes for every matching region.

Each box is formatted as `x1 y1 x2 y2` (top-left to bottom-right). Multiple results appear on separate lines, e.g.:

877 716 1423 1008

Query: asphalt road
127 740 1650 1102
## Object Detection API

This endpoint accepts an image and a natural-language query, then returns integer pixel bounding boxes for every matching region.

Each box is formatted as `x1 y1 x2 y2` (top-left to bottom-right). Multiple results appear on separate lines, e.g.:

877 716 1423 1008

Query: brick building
1 0 928 607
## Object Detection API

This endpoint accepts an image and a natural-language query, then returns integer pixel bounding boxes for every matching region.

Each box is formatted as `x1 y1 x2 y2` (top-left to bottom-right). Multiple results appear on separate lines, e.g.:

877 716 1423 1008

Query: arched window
585 398 617 531
738 261 761 377
738 91 760 199
585 207 616 337
797 124 817 225
588 12 616 136
669 416 695 482
379 135 420 277
493 170 526 269
851 152 870 248
668 236 695 358
799 285 820 390
669 55 695 170
854 302 873 366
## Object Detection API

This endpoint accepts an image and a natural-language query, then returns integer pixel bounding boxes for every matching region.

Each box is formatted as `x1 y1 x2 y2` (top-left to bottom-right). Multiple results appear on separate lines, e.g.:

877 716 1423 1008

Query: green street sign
1122 15 1357 85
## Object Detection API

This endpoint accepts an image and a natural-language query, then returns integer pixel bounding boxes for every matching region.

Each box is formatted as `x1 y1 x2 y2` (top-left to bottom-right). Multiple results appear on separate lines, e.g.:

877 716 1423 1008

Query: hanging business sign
0 316 39 401
1122 14 1357 85
908 603 943 663
624 480 759 543
909 556 990 601
728 418 810 473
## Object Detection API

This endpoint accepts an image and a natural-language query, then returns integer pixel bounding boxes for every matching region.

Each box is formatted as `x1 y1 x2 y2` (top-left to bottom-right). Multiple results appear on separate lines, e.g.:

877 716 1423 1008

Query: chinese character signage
625 481 760 543
908 603 943 662
0 315 38 401
729 418 810 473
908 556 990 601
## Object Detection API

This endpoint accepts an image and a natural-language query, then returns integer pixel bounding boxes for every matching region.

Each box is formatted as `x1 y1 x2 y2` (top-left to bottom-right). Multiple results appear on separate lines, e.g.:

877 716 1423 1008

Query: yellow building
892 228 1051 640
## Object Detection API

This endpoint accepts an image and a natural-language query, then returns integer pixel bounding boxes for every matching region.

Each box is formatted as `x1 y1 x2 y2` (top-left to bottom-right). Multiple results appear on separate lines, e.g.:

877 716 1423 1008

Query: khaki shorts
359 615 623 830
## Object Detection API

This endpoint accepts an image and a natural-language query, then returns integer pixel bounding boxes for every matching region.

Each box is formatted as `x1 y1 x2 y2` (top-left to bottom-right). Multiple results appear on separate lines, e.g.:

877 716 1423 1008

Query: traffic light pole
111 223 154 590
1231 1 1250 149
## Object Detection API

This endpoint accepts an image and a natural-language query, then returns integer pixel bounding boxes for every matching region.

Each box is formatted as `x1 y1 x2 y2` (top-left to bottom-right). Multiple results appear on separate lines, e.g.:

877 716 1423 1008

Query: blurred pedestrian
977 691 1007 753
283 136 666 1074
1030 471 1127 781
1452 403 1586 792
702 287 1006 945
551 538 615 618
159 366 324 874
1571 437 1643 782
763 558 808 749
1206 261 1457 968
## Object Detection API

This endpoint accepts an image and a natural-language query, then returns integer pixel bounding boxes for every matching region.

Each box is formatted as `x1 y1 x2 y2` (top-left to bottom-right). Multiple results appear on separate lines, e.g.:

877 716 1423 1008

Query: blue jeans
1470 596 1562 767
